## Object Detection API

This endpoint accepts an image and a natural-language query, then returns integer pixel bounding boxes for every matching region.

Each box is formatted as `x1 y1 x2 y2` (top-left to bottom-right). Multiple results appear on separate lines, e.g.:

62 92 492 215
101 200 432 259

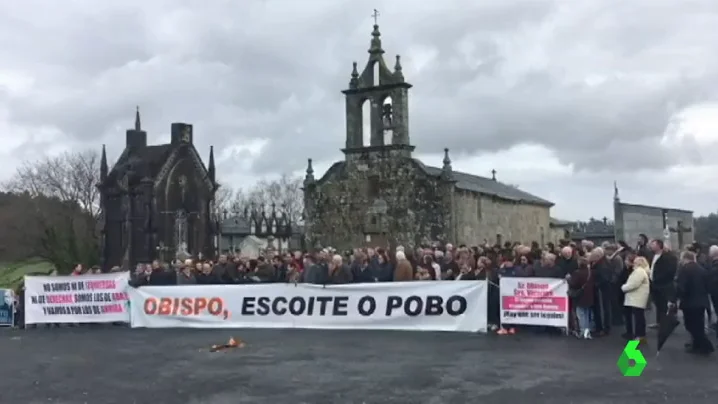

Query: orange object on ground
209 337 245 352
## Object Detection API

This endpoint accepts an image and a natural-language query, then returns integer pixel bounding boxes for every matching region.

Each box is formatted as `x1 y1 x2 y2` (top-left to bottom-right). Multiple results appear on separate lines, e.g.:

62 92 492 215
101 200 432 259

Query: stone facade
614 201 693 250
613 183 694 249
98 110 218 269
303 24 553 251
452 189 551 246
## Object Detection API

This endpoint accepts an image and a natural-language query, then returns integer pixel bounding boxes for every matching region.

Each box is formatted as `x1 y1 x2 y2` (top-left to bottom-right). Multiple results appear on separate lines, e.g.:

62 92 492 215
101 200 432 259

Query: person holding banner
567 257 595 339
496 255 519 335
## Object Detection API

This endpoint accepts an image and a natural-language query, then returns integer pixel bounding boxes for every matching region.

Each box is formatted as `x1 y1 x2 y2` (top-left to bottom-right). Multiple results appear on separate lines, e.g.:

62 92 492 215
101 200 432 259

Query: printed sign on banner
24 272 131 325
129 281 488 333
0 289 14 327
499 277 568 328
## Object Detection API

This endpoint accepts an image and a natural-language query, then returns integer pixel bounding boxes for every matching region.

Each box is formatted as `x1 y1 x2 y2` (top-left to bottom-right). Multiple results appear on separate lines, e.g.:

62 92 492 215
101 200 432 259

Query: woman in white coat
621 256 651 343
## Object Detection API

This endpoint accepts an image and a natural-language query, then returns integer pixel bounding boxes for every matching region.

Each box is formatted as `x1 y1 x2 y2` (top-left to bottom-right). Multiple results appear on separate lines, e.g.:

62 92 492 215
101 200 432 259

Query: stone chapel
302 23 553 250
97 110 218 269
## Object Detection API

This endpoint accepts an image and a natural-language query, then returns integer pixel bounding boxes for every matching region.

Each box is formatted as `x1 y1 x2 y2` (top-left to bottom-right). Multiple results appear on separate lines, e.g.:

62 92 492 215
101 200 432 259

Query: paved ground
0 325 716 404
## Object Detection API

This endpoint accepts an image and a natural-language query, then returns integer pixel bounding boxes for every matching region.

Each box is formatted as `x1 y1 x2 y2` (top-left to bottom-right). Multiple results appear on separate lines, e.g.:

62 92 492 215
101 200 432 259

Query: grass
0 258 54 290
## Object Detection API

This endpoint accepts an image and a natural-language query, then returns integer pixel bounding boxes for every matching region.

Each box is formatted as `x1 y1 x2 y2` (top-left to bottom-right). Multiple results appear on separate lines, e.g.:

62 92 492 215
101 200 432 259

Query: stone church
303 23 553 250
97 109 218 269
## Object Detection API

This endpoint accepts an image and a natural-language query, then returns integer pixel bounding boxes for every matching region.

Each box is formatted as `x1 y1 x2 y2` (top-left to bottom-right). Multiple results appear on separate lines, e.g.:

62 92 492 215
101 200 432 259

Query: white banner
129 281 488 333
24 272 131 324
499 277 568 328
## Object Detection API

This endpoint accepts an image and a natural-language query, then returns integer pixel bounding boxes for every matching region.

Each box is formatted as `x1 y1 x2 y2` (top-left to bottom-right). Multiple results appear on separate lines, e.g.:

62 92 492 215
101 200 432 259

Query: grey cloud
1 0 717 185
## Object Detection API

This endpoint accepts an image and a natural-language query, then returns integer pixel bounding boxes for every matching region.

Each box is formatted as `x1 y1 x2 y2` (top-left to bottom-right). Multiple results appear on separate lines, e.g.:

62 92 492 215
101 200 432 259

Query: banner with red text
128 281 488 333
499 277 568 328
23 272 131 324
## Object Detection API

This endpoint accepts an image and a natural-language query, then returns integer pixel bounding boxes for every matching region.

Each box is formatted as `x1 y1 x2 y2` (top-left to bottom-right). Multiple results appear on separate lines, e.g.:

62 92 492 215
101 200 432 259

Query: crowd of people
11 236 718 355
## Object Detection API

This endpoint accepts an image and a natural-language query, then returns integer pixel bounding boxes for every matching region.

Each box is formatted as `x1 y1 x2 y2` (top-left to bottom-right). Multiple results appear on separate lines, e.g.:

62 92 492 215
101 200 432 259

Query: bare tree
225 174 304 223
5 150 101 219
2 150 101 272
214 184 235 214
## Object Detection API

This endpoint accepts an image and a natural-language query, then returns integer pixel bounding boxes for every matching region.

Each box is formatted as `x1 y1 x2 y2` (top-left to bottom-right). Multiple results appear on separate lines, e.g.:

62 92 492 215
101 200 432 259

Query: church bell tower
341 16 414 158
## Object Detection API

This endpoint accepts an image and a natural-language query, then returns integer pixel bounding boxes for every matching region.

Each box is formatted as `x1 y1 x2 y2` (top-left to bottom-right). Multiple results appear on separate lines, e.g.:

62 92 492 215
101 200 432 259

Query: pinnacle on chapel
349 62 359 89
394 55 404 81
208 145 216 184
442 148 452 171
100 144 108 181
440 148 454 181
135 106 141 131
369 24 384 55
304 158 315 185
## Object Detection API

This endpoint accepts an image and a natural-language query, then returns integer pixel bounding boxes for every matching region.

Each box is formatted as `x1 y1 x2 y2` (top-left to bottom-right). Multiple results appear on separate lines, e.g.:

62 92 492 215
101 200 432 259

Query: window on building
368 175 380 198
540 227 545 247
476 199 482 220
496 234 502 245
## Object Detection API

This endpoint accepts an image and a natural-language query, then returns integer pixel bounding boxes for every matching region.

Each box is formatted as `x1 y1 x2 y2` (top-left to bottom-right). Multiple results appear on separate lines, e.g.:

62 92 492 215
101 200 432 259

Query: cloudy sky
1 0 717 221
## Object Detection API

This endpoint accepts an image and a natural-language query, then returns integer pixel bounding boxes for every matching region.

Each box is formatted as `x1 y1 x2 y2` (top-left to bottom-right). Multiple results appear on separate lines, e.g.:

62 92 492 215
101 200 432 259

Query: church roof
109 144 174 179
420 163 553 207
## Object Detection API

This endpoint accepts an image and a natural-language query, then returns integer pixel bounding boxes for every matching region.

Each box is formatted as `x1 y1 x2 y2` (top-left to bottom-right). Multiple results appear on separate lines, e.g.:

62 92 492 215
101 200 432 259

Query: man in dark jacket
707 245 718 331
648 239 677 328
636 234 652 260
535 253 563 278
328 254 353 284
255 256 276 283
149 261 176 285
196 263 222 284
557 247 578 278
589 247 613 336
672 251 714 355
214 255 239 284
301 254 328 285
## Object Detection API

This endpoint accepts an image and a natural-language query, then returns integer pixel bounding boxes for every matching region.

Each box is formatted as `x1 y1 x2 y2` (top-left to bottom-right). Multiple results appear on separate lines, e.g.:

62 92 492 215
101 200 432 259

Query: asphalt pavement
0 324 715 404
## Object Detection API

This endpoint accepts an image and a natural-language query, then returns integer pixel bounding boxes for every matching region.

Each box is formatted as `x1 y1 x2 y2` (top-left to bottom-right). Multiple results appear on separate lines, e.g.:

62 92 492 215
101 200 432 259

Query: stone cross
372 9 380 25
669 220 692 249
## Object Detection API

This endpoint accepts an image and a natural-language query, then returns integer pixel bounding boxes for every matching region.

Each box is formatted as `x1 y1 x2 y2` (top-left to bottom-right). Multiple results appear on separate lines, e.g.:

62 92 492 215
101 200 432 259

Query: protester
328 254 352 284
30 231 714 354
589 247 613 336
672 251 714 355
621 256 650 344
649 239 678 329
568 257 594 339
393 251 413 281
707 245 718 332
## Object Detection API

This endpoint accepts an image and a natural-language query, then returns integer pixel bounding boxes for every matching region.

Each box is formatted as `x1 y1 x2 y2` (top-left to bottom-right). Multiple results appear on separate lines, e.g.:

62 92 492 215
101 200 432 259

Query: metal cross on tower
372 9 380 25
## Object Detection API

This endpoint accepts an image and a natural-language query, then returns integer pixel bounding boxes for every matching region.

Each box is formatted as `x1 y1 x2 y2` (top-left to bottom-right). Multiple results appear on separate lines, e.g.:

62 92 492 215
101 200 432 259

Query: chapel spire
369 12 384 56
135 106 141 131
100 144 108 182
208 146 216 184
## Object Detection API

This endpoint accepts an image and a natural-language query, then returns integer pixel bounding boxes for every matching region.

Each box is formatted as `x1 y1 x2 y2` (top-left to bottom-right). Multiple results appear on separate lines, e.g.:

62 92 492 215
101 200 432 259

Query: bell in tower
341 13 414 158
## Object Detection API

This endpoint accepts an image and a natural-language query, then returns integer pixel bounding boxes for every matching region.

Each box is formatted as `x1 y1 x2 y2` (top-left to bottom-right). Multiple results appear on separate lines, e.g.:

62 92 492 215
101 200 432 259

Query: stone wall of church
305 152 448 250
453 190 551 246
